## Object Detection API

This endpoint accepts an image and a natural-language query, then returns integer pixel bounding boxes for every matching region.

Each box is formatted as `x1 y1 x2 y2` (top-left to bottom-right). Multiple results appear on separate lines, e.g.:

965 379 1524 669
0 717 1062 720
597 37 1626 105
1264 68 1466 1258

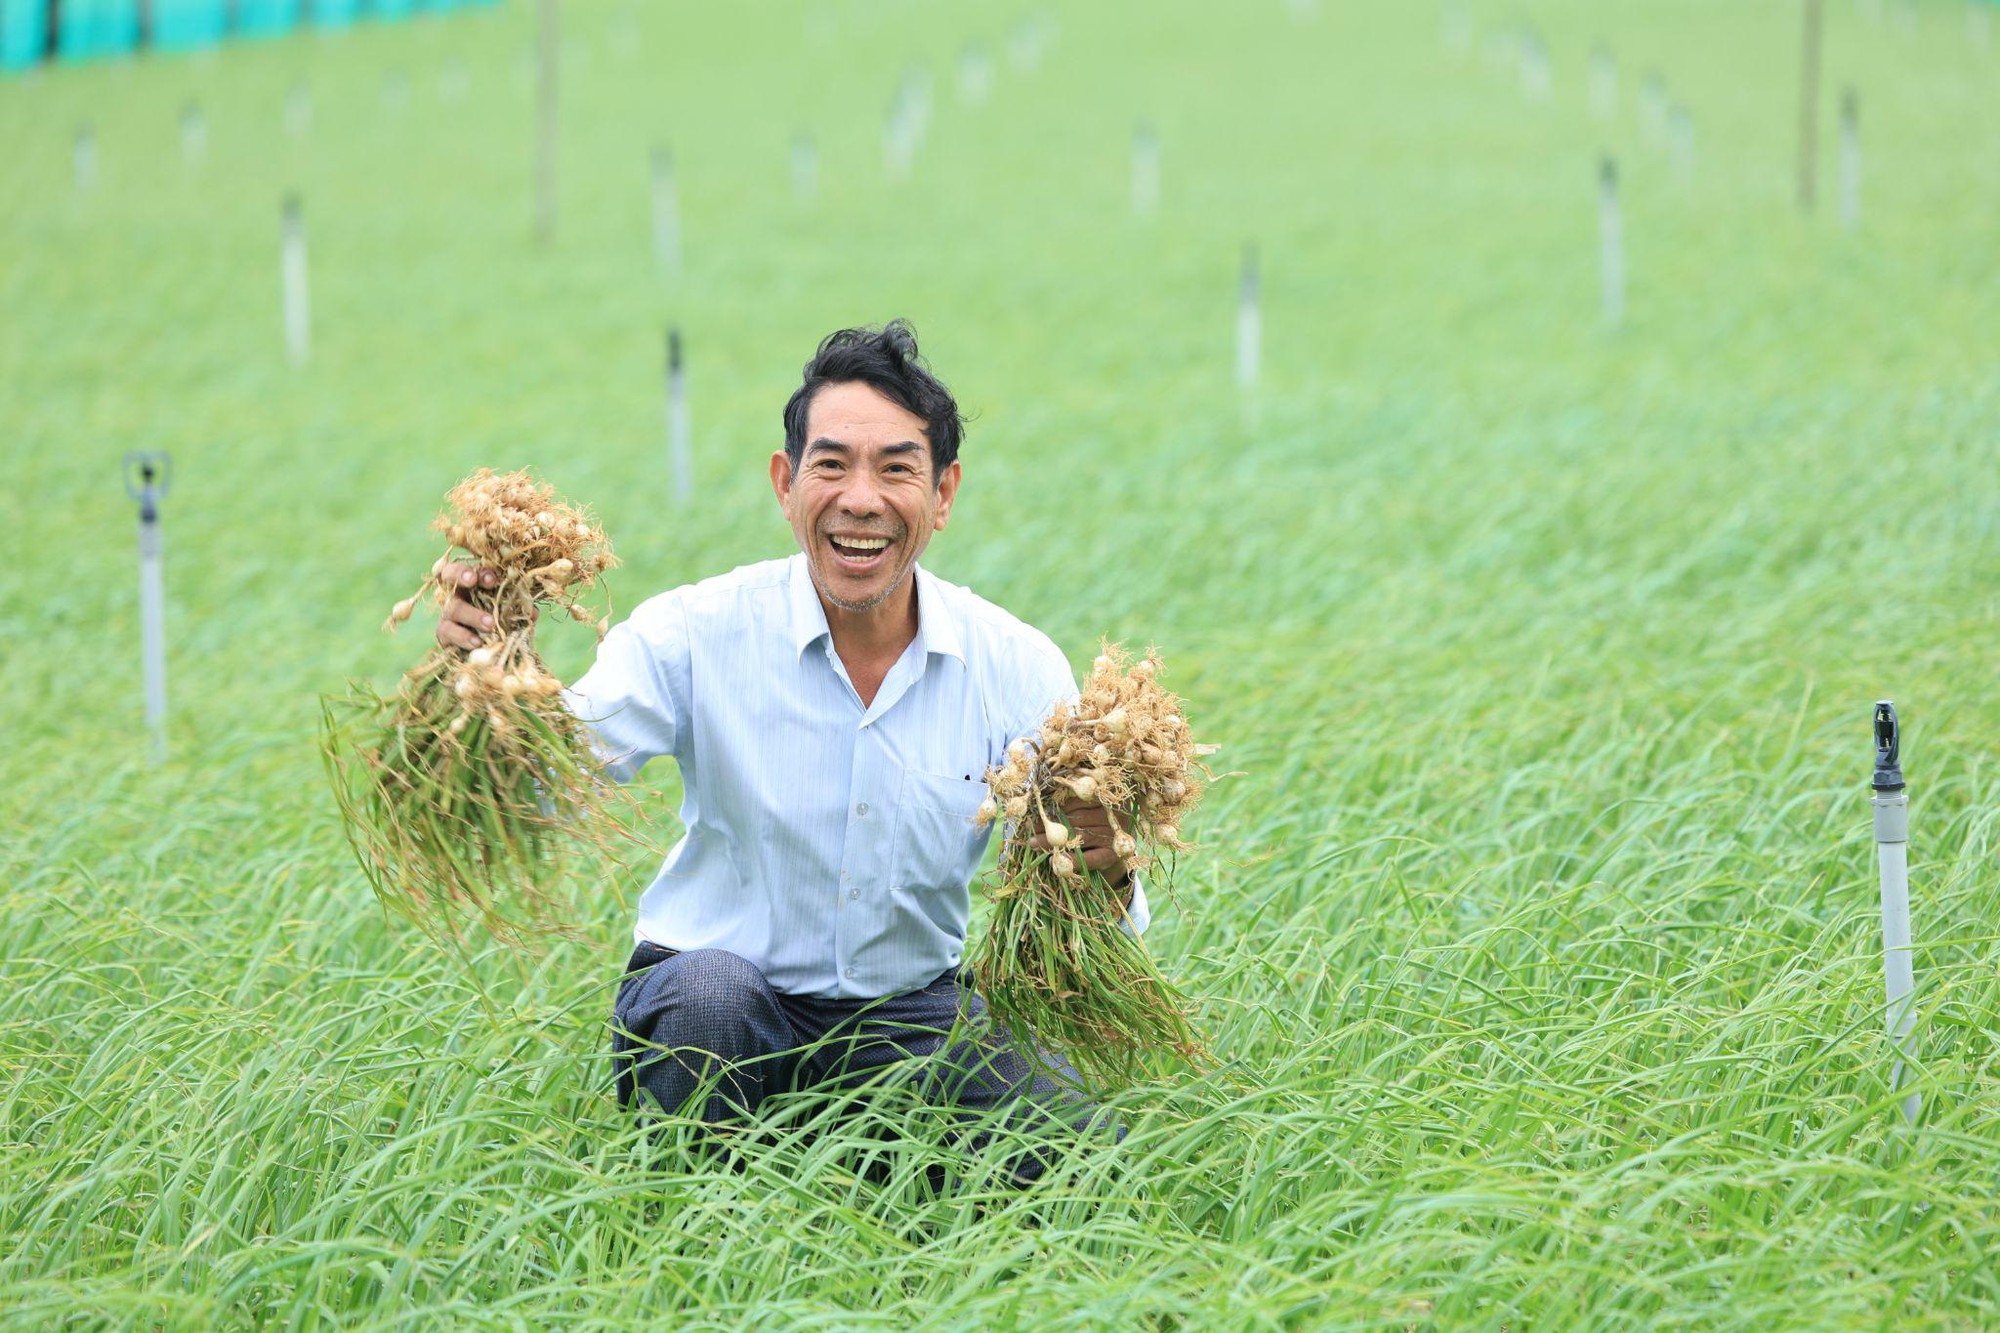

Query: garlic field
3 0 1998 1325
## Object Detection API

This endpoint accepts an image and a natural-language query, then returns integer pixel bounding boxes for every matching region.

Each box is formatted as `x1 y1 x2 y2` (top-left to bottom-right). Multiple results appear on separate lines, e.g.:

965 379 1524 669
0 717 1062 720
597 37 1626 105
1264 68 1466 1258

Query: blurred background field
4 0 1999 1325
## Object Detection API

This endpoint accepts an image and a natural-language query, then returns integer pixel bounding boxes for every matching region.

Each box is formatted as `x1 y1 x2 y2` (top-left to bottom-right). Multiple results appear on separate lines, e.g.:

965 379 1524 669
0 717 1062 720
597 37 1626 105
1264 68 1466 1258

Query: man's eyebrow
802 438 927 460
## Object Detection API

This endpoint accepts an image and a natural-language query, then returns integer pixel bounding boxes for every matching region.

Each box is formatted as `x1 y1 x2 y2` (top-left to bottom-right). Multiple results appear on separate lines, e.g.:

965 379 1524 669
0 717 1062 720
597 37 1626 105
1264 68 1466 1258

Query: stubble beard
812 555 913 614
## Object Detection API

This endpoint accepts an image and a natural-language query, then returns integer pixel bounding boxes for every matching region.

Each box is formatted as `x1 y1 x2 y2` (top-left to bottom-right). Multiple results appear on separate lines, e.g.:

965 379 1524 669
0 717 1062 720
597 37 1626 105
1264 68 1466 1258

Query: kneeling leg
611 947 798 1123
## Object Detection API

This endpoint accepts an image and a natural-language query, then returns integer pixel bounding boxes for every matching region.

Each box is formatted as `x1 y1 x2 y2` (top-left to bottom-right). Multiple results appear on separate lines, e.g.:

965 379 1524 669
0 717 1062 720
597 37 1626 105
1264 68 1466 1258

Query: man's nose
838 473 884 515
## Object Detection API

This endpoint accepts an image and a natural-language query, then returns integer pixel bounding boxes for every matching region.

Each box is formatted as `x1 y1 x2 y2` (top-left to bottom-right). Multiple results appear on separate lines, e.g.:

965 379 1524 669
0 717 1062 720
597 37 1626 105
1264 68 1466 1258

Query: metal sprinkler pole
1236 241 1261 392
1798 0 1824 212
124 453 173 763
1599 156 1624 328
1839 87 1861 230
667 327 691 504
75 123 97 192
535 0 559 245
182 101 206 167
282 192 310 367
1132 121 1159 218
1589 43 1616 121
652 145 681 277
792 132 818 206
1871 701 1920 1129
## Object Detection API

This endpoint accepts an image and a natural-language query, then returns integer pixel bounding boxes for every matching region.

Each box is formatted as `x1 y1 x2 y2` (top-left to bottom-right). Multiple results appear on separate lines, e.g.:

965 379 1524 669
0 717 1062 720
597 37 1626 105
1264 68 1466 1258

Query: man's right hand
436 561 500 651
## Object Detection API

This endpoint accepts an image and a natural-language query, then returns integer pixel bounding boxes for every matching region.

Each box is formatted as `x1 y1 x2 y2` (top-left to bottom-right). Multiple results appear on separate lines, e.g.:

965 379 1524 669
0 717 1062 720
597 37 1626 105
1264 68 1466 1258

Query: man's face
770 380 961 615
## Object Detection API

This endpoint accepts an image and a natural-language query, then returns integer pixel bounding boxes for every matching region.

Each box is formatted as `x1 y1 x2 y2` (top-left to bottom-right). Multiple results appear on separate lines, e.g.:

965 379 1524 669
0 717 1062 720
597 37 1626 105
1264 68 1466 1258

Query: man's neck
820 575 920 699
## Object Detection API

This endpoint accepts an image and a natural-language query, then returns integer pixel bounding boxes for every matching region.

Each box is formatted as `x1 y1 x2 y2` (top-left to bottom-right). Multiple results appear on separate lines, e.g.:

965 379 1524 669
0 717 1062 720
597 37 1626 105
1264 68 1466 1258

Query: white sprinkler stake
1519 30 1550 102
1236 242 1261 392
882 96 912 180
536 0 559 244
1839 88 1861 230
1640 70 1667 145
1589 44 1616 121
652 145 681 276
883 67 929 181
1871 702 1921 1129
124 453 173 763
667 327 691 504
792 133 818 206
75 124 97 191
958 42 993 105
1132 121 1160 218
283 193 311 367
182 101 206 166
1599 156 1624 329
1441 2 1473 56
1669 103 1695 185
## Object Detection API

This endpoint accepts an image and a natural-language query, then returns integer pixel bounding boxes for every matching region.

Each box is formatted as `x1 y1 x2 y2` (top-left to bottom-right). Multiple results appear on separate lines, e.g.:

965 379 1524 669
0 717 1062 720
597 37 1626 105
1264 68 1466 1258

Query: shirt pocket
892 769 992 900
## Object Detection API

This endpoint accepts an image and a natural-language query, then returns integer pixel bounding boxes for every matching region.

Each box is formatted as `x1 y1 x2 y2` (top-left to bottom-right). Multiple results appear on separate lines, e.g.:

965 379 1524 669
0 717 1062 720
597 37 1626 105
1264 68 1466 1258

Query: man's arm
438 560 685 782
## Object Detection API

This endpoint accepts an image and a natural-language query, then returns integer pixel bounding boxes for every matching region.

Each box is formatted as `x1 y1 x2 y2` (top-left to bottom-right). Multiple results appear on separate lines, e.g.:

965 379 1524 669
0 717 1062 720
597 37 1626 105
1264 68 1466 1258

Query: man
436 322 1146 1176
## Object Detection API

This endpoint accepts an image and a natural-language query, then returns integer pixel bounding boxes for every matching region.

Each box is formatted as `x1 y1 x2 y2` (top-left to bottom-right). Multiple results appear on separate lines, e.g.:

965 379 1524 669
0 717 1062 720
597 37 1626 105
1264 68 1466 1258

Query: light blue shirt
565 553 1150 999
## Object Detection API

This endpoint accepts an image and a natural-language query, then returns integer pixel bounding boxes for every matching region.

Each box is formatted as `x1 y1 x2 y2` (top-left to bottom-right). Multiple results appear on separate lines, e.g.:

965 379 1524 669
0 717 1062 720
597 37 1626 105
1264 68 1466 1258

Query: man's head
771 322 964 616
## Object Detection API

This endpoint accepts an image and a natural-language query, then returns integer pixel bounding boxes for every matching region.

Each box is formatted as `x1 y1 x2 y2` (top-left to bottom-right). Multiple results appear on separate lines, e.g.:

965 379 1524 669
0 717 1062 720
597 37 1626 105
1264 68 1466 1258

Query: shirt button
849 888 859 901
855 802 870 817
844 966 855 979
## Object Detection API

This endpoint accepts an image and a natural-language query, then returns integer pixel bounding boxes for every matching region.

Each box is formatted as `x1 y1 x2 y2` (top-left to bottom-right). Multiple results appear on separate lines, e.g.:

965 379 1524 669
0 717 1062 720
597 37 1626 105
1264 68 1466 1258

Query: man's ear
770 450 794 509
932 459 962 531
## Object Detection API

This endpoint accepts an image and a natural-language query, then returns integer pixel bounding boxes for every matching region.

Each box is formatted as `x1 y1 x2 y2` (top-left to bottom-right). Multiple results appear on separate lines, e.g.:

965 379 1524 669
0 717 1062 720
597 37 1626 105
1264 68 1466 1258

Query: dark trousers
610 943 1117 1180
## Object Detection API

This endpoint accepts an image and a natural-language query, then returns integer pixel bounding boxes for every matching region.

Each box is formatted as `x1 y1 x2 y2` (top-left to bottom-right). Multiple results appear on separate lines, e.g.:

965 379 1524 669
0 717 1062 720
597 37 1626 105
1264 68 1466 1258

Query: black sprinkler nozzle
123 450 172 524
1873 700 1903 793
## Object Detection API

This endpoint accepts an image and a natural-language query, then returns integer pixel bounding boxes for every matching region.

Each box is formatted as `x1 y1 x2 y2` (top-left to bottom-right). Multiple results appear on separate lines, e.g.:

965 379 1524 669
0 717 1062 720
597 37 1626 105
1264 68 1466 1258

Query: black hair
781 320 964 484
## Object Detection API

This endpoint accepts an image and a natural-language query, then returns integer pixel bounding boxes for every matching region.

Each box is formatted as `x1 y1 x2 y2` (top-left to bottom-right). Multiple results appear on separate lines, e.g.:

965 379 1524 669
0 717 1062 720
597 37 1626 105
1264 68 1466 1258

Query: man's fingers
435 591 495 649
434 608 474 649
438 561 498 590
432 564 533 646
439 620 482 651
1058 797 1117 827
444 597 496 633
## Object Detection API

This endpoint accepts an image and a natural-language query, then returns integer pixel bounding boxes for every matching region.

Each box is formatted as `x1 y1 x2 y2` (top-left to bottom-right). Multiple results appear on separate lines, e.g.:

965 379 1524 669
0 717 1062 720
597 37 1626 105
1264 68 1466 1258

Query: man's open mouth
826 534 895 566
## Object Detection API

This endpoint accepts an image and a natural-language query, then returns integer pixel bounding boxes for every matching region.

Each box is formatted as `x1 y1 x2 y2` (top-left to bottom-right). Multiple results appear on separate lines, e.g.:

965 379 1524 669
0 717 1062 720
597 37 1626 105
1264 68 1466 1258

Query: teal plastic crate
0 0 48 71
153 0 226 52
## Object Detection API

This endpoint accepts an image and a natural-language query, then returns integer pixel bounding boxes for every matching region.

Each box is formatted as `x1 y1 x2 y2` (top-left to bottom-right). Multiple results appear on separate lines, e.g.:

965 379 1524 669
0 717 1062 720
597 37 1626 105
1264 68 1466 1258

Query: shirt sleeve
1122 871 1152 937
560 592 689 783
1008 633 1080 747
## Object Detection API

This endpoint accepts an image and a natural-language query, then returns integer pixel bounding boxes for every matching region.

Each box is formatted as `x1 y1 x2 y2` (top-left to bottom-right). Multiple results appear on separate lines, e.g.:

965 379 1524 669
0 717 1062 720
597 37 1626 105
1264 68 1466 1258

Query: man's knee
618 948 782 1054
612 948 790 1117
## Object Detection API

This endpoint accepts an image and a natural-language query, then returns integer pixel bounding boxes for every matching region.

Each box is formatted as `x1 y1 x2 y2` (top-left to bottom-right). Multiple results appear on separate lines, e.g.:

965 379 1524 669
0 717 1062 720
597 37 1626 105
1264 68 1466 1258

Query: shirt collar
784 552 964 663
914 563 964 663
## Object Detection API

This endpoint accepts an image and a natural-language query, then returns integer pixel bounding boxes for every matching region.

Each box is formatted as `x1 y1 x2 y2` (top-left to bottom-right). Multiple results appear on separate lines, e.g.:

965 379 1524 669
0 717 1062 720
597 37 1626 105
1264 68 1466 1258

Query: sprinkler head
1872 700 1903 793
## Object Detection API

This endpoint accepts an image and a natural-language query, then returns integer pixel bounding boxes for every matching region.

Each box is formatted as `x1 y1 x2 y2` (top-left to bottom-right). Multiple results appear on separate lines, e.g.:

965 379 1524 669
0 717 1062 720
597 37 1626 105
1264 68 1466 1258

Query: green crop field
4 0 1999 1325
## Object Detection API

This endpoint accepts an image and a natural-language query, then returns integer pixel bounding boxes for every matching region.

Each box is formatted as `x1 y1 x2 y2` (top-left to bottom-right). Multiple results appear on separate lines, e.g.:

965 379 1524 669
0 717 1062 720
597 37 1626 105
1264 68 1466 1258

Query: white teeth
834 537 890 552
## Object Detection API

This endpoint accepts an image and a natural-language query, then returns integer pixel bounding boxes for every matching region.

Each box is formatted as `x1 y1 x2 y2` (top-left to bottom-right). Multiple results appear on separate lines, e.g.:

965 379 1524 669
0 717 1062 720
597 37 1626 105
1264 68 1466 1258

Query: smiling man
437 322 1144 1178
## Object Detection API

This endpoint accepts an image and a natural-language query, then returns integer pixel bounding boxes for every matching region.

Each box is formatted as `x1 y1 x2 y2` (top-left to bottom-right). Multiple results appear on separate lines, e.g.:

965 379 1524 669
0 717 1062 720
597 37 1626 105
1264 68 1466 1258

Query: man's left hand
1027 798 1131 891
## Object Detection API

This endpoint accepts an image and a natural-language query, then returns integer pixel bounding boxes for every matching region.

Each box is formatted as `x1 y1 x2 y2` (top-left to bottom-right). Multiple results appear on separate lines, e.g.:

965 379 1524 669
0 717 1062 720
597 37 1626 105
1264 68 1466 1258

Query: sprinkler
1870 701 1919 1128
667 327 691 504
1236 241 1261 393
124 452 173 762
